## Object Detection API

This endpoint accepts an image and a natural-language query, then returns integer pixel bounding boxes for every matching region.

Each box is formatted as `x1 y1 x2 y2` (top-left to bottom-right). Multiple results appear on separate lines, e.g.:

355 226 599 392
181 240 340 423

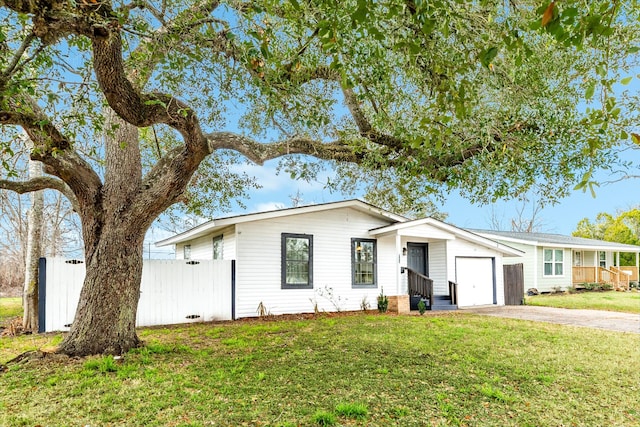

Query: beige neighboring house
470 230 640 293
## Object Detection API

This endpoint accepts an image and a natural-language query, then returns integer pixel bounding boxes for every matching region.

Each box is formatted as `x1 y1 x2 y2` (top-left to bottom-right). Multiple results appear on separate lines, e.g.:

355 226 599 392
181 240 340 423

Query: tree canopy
1 1 637 212
0 0 637 355
573 207 640 265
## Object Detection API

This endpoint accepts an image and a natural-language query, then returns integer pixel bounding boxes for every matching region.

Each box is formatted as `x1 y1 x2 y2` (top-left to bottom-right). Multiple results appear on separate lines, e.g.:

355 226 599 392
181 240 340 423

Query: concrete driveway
462 305 640 334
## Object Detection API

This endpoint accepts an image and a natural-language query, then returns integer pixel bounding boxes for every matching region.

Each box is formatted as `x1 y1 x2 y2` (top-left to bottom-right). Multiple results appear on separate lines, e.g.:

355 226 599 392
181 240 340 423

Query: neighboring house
471 230 640 293
156 200 523 318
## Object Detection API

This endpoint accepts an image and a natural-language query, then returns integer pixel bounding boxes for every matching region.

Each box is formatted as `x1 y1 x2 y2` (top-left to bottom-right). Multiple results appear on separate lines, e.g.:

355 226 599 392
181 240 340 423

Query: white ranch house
471 230 640 293
157 200 523 318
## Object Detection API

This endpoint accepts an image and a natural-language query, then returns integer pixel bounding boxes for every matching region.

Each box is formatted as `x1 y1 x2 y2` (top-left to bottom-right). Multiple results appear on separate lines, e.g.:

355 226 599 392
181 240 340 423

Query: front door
407 243 428 276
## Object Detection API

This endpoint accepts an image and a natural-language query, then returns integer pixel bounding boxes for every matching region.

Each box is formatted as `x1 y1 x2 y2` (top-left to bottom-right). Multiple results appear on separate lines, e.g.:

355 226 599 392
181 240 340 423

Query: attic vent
186 260 200 265
65 259 84 264
185 314 201 319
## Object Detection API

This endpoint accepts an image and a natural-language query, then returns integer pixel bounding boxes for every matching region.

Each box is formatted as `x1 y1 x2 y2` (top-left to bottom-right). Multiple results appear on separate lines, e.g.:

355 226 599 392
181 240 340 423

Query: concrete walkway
462 305 640 334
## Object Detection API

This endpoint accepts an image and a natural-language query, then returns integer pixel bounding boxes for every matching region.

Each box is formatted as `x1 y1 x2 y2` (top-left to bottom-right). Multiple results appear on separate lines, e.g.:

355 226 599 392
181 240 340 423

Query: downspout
533 246 538 290
396 233 402 295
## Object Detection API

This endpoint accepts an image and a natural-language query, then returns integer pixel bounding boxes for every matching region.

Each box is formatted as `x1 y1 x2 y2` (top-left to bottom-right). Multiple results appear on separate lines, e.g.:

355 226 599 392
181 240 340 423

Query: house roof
156 199 408 247
470 229 640 252
371 219 524 257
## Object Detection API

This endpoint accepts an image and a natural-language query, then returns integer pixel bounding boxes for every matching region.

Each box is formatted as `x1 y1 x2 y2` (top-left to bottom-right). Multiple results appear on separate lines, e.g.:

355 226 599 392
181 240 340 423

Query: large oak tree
0 0 637 355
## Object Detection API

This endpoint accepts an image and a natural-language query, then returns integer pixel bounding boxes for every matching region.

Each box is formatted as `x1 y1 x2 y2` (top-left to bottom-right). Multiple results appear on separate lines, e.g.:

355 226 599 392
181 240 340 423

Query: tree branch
0 95 103 215
1 32 35 80
0 176 79 211
206 132 361 165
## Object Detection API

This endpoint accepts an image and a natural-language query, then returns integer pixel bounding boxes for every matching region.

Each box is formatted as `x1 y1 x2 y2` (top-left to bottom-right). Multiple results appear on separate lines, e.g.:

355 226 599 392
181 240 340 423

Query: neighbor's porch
572 266 639 290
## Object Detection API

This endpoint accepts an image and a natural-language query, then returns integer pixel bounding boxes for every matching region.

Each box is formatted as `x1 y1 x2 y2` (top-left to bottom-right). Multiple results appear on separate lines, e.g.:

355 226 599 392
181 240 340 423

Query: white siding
427 240 447 295
234 207 392 318
446 238 505 306
376 235 400 294
582 250 596 266
176 226 236 260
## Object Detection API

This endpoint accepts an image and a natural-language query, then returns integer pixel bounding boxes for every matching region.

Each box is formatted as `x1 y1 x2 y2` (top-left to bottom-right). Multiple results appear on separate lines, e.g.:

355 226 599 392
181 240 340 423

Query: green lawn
525 290 640 314
1 312 638 426
0 297 22 324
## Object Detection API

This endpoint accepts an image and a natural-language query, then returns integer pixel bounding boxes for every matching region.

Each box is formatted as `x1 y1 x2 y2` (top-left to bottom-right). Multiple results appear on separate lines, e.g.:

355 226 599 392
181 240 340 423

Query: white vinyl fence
40 258 234 332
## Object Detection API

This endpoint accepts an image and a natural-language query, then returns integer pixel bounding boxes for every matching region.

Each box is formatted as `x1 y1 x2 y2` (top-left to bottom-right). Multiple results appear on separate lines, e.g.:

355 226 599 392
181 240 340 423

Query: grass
0 297 22 324
526 290 640 314
1 312 639 426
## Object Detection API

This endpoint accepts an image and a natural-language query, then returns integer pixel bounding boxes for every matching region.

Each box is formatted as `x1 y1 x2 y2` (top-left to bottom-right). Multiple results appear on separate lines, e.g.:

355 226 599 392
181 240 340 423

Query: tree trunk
58 223 144 356
58 110 146 356
23 150 43 332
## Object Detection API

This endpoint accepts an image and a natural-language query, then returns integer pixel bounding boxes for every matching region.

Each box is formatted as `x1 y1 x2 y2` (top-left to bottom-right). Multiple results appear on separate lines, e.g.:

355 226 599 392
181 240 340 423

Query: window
543 248 563 276
212 235 223 260
599 251 606 268
352 238 377 287
281 233 313 289
184 244 191 260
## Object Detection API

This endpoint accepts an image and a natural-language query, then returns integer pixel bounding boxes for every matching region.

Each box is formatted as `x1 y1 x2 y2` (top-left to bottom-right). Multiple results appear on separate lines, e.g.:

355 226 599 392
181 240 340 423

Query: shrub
417 299 427 315
377 288 389 313
582 283 599 291
582 282 614 292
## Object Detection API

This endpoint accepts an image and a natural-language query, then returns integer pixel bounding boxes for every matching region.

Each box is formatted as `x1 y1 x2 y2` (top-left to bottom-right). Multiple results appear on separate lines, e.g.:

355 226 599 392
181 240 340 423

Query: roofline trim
156 199 407 247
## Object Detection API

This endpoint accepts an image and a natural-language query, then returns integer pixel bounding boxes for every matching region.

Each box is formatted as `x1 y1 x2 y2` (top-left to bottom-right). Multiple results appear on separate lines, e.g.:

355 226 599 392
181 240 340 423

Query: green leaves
585 81 595 100
479 47 499 69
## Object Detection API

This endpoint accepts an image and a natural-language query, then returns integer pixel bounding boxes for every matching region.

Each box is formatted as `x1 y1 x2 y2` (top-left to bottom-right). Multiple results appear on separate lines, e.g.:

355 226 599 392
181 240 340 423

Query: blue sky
241 153 639 236
149 145 639 258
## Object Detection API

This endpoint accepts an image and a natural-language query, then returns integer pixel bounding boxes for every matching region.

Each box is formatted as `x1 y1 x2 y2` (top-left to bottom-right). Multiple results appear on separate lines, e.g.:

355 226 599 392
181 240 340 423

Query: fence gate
503 263 524 305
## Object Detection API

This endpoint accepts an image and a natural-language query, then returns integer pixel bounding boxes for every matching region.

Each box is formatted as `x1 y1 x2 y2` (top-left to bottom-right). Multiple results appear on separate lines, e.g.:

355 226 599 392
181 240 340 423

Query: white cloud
255 201 287 212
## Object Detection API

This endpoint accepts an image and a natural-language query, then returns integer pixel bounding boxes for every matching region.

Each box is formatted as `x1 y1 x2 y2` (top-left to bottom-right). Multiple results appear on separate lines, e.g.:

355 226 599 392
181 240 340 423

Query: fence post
37 257 47 333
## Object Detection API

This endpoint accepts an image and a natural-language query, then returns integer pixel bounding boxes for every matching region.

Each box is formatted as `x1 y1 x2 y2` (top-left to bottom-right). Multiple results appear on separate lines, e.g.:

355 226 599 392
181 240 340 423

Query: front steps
410 294 458 311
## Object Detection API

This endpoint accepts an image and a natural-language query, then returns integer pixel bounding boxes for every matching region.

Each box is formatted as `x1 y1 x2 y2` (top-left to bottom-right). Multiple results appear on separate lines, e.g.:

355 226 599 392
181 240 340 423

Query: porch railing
610 266 637 289
406 268 433 302
572 266 637 289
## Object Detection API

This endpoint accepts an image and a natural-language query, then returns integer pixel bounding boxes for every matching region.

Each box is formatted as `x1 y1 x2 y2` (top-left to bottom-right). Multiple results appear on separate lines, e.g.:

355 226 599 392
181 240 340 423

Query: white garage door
455 257 495 307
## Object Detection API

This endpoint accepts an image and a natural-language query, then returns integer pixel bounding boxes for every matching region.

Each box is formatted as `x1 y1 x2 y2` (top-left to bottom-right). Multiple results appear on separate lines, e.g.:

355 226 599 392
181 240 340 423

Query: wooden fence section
40 258 234 333
503 263 524 305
